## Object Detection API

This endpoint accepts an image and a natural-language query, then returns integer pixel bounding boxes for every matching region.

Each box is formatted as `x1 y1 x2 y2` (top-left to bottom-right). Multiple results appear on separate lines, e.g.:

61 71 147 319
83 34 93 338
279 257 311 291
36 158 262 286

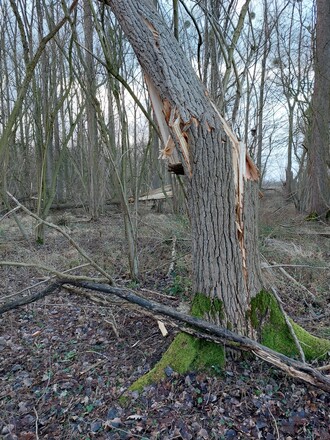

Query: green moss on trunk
191 292 223 320
130 332 225 391
129 290 330 393
250 290 330 360
130 293 225 392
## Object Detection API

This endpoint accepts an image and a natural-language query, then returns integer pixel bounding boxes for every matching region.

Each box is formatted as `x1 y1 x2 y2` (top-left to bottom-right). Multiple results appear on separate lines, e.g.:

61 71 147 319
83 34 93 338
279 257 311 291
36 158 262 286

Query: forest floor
0 189 329 440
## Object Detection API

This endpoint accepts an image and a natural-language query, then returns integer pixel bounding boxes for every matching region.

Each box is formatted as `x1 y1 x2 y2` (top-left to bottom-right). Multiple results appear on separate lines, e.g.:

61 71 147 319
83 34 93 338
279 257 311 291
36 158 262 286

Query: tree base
129 290 330 392
250 290 330 360
130 332 225 391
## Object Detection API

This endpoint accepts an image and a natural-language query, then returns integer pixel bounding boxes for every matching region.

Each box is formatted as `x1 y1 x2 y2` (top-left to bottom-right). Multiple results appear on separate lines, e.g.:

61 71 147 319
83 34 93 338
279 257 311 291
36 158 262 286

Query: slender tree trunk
173 0 179 41
84 0 101 220
285 104 294 199
256 15 270 190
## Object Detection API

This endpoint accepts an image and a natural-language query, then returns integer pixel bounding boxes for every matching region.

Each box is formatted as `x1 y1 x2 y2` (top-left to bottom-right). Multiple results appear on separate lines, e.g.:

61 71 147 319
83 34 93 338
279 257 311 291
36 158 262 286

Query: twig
1 263 92 300
271 287 305 364
166 236 177 278
268 406 280 440
142 251 190 274
33 407 40 440
262 263 328 270
79 359 107 376
270 261 316 300
6 192 115 285
140 287 177 300
0 261 109 283
104 318 120 338
0 205 21 222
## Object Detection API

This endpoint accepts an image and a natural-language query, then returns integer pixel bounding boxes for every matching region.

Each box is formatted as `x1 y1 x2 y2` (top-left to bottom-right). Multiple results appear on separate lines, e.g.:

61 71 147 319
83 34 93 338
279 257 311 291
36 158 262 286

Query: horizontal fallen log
1 280 330 393
0 283 62 315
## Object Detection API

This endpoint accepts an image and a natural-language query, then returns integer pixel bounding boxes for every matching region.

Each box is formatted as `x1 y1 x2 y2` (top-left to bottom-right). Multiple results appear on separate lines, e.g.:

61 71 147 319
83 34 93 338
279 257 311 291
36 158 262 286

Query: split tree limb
1 280 329 392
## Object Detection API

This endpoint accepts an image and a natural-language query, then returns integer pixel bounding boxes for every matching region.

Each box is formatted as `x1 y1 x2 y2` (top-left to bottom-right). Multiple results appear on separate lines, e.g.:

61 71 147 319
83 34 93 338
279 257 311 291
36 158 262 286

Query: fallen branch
1 280 330 392
0 283 62 315
0 261 109 283
270 260 316 301
6 192 115 285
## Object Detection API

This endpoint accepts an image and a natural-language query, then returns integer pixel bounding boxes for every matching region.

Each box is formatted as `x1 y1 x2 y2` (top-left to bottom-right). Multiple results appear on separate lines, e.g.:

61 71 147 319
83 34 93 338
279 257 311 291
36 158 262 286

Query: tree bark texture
102 0 260 335
303 0 330 216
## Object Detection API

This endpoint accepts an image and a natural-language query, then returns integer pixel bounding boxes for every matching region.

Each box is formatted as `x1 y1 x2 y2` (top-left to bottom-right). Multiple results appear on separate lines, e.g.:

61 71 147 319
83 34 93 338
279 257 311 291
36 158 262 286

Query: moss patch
192 340 225 369
191 292 223 321
130 294 227 391
291 320 330 360
130 332 225 392
130 333 197 391
250 290 330 360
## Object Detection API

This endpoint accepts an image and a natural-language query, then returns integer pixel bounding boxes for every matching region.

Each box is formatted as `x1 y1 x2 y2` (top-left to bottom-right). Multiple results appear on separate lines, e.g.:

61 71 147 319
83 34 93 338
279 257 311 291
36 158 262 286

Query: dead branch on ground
1 280 330 393
6 192 115 285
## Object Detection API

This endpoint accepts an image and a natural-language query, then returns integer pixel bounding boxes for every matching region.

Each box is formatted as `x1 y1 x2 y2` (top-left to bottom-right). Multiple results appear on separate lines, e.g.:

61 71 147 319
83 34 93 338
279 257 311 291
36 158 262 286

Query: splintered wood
168 109 192 176
210 102 260 283
145 70 260 284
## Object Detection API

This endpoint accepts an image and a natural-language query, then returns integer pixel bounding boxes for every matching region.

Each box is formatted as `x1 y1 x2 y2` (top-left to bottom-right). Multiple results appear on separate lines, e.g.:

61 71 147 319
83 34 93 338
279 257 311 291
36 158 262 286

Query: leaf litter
1 199 329 439
0 291 329 439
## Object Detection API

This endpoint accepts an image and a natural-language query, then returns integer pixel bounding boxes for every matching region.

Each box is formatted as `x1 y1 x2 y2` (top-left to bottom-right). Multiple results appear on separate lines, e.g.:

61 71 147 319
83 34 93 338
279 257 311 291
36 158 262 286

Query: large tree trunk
103 0 261 336
301 0 330 217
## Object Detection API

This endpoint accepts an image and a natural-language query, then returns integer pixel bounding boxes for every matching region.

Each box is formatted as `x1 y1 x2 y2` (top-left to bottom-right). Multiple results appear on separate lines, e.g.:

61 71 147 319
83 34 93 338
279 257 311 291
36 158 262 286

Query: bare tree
102 0 261 336
300 0 330 217
83 0 103 219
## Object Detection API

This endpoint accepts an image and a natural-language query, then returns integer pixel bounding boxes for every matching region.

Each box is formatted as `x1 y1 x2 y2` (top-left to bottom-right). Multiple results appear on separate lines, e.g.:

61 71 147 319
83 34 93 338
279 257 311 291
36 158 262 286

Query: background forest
0 0 330 439
1 0 329 228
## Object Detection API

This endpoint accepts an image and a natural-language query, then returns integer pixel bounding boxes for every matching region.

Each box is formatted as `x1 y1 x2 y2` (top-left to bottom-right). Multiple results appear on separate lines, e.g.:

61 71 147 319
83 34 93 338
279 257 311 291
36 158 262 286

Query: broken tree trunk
101 0 261 336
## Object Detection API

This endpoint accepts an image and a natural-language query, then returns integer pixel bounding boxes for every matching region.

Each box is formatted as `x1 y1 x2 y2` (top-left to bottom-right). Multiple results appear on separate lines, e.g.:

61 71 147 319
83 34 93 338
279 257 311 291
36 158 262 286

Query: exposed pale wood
157 320 169 337
144 74 179 165
138 185 172 201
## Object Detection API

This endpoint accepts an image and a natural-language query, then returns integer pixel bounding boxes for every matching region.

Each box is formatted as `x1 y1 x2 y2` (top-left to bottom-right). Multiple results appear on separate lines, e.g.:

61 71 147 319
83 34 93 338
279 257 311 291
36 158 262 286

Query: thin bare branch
6 192 115 285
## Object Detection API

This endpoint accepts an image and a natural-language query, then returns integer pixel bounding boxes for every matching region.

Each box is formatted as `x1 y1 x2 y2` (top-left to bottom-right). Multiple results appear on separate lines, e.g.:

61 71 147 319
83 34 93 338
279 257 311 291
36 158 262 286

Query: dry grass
1 192 329 336
259 189 330 337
